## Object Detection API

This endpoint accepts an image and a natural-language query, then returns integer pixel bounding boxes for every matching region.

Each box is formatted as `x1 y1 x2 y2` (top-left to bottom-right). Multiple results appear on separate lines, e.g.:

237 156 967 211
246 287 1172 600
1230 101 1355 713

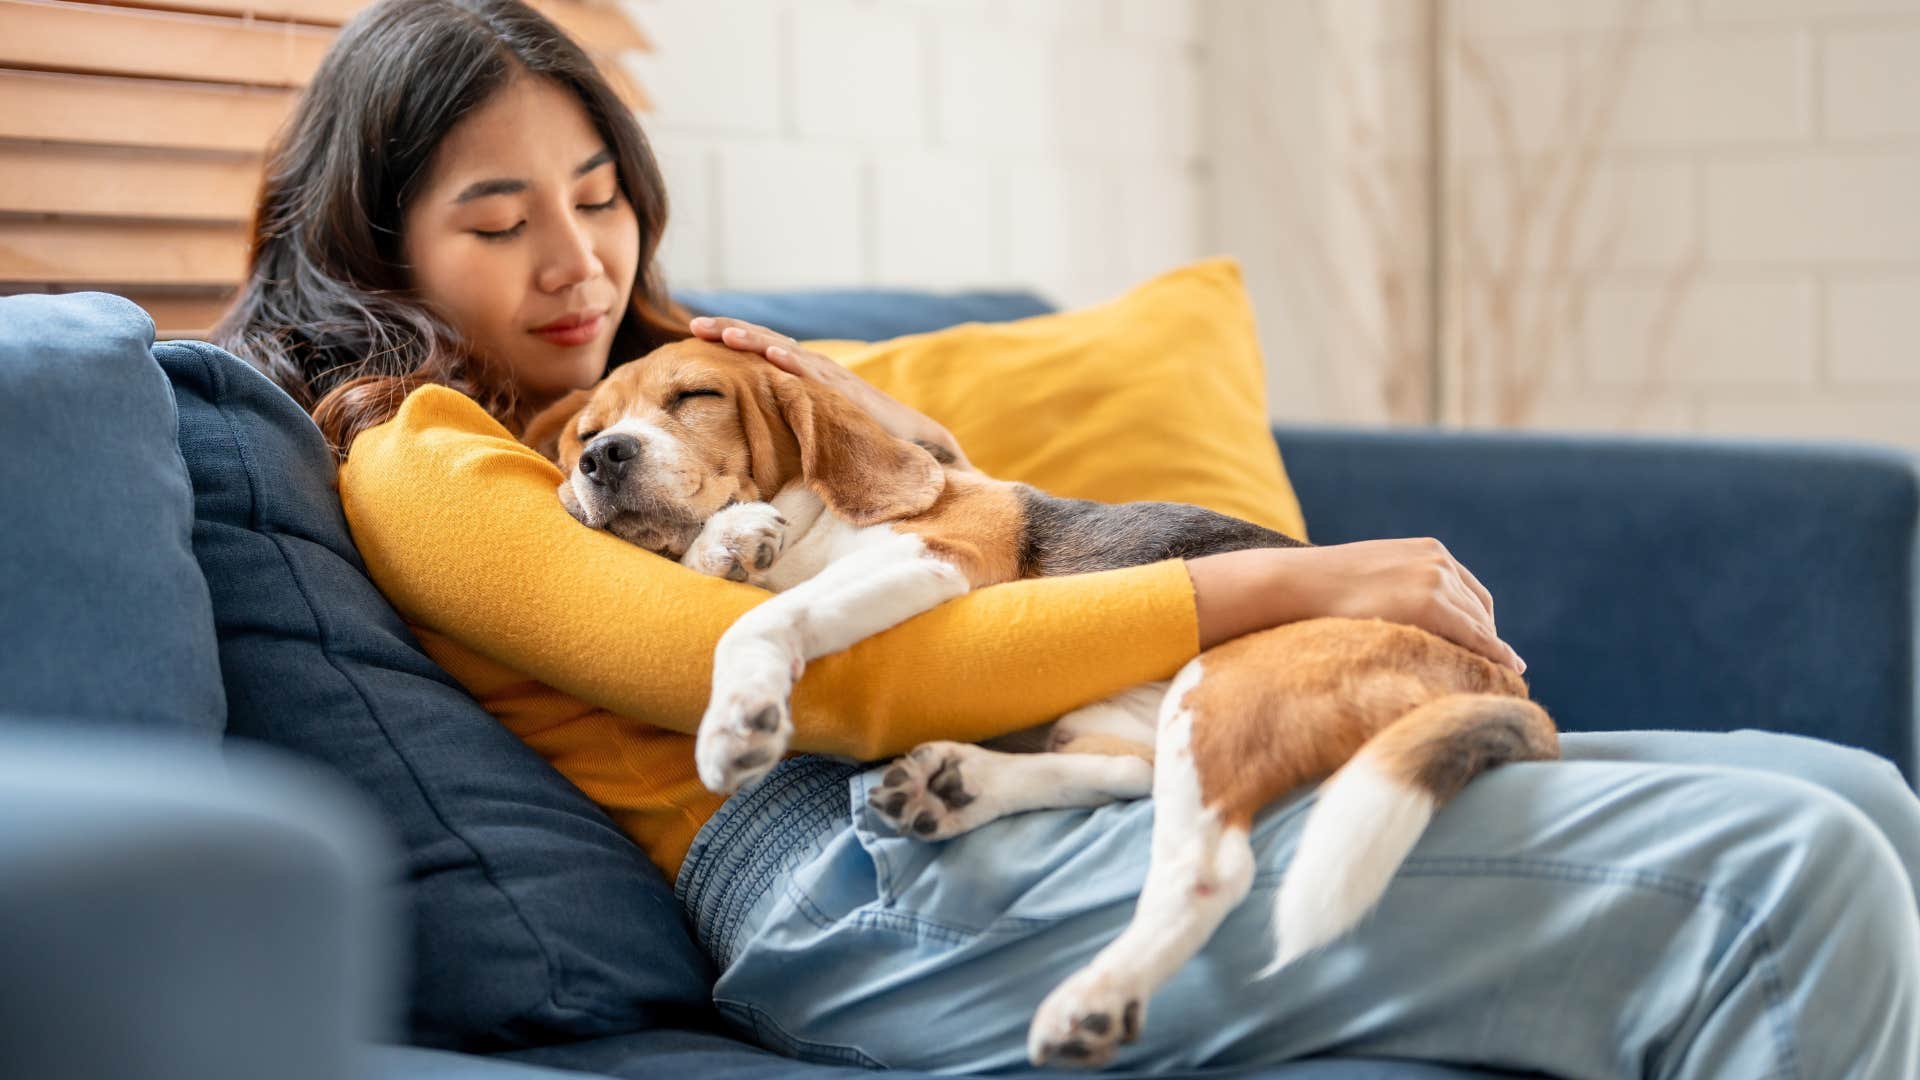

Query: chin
527 359 612 403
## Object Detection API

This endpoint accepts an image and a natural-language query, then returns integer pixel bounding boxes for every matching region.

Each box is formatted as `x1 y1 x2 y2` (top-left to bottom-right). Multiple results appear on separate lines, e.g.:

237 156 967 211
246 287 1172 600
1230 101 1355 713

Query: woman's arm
344 387 1523 764
341 385 1195 762
1190 542 1523 672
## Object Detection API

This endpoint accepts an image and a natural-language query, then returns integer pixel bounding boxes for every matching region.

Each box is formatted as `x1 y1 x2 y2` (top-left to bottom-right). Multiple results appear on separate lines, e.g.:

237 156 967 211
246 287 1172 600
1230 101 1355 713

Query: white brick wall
1830 274 1920 381
612 1 1920 451
621 0 1208 309
1432 0 1920 447
1705 152 1920 263
1825 27 1920 138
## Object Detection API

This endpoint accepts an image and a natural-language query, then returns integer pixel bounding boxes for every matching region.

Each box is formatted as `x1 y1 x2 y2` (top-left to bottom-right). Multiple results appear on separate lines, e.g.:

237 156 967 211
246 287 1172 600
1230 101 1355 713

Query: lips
532 309 607 347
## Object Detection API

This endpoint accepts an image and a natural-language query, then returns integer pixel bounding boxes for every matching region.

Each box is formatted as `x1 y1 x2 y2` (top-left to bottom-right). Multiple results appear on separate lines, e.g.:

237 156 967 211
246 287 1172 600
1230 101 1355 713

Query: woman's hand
688 316 971 469
1187 540 1526 673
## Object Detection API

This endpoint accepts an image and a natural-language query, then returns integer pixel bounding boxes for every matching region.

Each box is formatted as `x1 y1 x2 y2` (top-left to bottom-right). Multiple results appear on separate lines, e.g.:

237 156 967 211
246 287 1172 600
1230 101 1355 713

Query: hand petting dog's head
523 338 943 556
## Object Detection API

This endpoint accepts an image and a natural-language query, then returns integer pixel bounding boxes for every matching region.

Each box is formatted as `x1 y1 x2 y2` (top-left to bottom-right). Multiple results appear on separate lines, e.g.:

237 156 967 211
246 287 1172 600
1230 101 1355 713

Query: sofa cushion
156 340 715 1052
813 259 1307 539
677 286 1053 343
0 292 224 735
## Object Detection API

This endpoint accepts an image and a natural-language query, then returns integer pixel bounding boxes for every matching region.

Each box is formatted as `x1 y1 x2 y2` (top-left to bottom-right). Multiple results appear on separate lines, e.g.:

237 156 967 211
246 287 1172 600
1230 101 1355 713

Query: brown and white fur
525 339 1560 1069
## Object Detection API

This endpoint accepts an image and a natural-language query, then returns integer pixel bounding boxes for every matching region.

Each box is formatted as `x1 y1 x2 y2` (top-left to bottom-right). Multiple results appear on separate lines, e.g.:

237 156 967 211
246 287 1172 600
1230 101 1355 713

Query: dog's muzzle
566 433 704 557
578 433 643 491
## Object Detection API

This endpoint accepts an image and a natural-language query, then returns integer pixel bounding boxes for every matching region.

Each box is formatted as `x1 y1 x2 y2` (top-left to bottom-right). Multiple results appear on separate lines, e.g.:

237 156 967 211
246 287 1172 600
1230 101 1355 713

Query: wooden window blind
0 0 652 337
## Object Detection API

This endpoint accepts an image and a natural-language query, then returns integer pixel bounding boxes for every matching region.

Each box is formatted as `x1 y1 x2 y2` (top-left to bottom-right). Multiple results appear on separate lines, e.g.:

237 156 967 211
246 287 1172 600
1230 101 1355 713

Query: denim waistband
674 754 864 968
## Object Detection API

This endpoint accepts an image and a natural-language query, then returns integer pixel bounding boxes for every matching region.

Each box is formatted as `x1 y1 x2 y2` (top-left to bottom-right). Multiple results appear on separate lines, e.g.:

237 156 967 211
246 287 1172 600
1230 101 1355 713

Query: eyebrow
451 147 615 204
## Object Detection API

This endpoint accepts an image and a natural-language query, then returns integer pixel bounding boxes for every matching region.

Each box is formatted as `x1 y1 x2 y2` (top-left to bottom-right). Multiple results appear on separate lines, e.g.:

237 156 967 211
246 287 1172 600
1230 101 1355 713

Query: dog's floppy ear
521 388 593 464
770 371 943 526
737 369 799 500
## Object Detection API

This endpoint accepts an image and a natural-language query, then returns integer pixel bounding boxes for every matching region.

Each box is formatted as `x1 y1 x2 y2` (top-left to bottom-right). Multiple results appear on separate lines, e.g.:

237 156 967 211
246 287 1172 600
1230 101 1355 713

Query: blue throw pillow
156 339 715 1052
0 293 223 735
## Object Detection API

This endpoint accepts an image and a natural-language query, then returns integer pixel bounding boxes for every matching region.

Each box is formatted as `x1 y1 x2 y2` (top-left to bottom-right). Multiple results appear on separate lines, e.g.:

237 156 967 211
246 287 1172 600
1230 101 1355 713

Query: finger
770 342 863 390
689 315 778 343
719 324 798 357
1441 566 1496 631
1449 557 1496 620
762 344 809 378
1437 592 1526 674
688 315 721 339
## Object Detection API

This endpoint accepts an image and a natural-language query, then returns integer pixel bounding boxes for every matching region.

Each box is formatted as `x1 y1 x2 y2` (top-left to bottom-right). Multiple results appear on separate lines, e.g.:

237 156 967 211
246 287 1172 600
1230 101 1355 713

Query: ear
521 388 593 463
737 369 798 500
771 373 944 526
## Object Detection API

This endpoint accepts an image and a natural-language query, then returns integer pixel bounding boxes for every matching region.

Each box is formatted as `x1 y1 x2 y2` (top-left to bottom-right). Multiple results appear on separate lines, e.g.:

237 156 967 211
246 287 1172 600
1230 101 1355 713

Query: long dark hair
212 0 687 456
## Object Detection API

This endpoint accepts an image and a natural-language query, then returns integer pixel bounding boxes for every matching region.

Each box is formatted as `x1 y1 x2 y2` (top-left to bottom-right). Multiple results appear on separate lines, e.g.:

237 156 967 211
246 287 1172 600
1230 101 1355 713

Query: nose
536 213 602 294
578 434 641 487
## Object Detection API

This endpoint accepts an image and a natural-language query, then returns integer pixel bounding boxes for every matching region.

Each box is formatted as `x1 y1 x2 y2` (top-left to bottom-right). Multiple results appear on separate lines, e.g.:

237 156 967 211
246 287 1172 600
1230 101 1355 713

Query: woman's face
402 73 639 419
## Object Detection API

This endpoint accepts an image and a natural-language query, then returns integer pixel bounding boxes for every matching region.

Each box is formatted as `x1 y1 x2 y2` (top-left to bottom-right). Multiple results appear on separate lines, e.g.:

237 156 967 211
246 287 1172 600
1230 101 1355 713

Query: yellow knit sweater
337 385 1202 878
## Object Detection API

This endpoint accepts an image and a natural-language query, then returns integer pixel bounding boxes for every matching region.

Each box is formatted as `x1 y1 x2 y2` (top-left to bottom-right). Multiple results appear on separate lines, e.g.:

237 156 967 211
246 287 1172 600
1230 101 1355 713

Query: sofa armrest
0 727 398 1080
1274 426 1920 780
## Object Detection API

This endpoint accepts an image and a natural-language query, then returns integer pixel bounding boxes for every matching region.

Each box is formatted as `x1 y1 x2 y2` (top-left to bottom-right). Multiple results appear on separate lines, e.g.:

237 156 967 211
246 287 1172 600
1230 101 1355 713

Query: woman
215 0 1920 1075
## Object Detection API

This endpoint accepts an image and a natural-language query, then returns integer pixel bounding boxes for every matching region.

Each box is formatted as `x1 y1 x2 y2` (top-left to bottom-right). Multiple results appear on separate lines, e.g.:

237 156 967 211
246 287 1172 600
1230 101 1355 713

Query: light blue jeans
676 731 1920 1078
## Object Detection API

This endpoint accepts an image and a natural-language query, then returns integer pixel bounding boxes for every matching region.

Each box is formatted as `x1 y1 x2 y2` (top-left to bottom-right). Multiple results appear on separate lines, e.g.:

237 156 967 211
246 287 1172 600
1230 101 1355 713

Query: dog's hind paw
866 742 997 840
1028 966 1145 1070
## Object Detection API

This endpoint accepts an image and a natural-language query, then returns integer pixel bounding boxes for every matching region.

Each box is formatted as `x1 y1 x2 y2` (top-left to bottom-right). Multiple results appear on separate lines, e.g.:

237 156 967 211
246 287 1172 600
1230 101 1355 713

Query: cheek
408 234 518 340
599 203 640 291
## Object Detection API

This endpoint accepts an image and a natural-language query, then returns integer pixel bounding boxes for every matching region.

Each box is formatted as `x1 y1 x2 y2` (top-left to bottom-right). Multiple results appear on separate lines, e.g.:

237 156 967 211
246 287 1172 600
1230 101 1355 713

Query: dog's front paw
1028 966 1147 1070
685 502 788 583
695 668 795 794
866 741 999 840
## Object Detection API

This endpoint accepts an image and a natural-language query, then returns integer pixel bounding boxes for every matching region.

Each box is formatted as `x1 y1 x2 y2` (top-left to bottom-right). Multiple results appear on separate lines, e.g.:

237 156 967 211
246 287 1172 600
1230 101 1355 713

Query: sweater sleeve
338 385 1200 762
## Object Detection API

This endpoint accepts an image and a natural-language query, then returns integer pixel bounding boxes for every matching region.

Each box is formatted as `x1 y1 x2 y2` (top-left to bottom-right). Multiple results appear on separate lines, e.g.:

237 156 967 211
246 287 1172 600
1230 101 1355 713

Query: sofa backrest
0 291 224 735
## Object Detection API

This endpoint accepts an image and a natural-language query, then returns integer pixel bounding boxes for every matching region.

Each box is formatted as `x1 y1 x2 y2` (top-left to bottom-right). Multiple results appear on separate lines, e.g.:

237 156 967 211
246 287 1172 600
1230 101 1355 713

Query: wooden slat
68 0 651 49
53 0 650 50
86 0 362 25
529 0 651 53
0 0 333 87
0 220 247 285
0 0 655 299
0 72 293 152
0 145 260 221
0 284 236 337
131 291 235 337
600 56 651 113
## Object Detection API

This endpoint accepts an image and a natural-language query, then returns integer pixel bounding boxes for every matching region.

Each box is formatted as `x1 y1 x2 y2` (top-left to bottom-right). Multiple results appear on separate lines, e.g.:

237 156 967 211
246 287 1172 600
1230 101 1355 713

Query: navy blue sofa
1 286 1915 1080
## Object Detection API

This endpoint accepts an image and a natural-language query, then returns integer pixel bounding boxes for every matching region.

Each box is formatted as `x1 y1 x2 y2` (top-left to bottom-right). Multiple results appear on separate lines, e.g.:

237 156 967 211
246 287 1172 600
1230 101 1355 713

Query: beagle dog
525 338 1559 1069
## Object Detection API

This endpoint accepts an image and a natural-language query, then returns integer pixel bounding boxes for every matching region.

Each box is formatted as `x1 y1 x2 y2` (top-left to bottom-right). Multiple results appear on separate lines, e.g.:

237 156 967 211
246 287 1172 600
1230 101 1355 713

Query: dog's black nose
578 433 641 487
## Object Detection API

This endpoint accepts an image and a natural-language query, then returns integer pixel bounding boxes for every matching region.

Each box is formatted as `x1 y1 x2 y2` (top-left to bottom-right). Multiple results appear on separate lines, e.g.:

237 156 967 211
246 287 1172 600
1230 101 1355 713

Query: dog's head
522 338 944 556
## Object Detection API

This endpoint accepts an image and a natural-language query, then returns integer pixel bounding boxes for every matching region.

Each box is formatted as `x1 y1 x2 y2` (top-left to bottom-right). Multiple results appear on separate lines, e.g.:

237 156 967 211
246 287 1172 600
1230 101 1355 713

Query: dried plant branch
1443 0 1693 430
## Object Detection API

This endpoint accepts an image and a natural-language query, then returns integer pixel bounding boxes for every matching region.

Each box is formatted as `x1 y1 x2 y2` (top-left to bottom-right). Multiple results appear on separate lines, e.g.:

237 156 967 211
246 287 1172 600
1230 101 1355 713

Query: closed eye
673 388 724 406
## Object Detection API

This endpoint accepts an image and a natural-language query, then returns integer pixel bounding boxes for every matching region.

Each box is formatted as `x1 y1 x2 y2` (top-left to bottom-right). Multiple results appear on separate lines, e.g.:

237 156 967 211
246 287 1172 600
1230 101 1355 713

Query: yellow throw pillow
809 257 1307 540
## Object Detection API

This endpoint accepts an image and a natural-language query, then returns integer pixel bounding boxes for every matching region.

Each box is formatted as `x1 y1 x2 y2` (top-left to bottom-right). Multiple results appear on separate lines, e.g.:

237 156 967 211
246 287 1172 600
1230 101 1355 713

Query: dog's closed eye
673 388 724 406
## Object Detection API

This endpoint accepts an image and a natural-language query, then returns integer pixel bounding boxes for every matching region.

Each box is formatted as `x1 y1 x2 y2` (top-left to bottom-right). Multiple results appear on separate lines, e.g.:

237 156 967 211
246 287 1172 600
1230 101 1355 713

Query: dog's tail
1256 693 1558 978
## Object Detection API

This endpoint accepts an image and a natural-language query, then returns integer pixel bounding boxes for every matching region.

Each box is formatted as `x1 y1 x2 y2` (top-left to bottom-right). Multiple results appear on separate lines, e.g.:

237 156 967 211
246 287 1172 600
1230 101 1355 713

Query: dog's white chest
758 485 894 592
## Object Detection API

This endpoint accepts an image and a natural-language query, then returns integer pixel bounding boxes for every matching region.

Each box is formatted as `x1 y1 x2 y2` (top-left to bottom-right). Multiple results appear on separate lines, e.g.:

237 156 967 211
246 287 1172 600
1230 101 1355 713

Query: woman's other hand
1187 540 1526 674
689 316 971 469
